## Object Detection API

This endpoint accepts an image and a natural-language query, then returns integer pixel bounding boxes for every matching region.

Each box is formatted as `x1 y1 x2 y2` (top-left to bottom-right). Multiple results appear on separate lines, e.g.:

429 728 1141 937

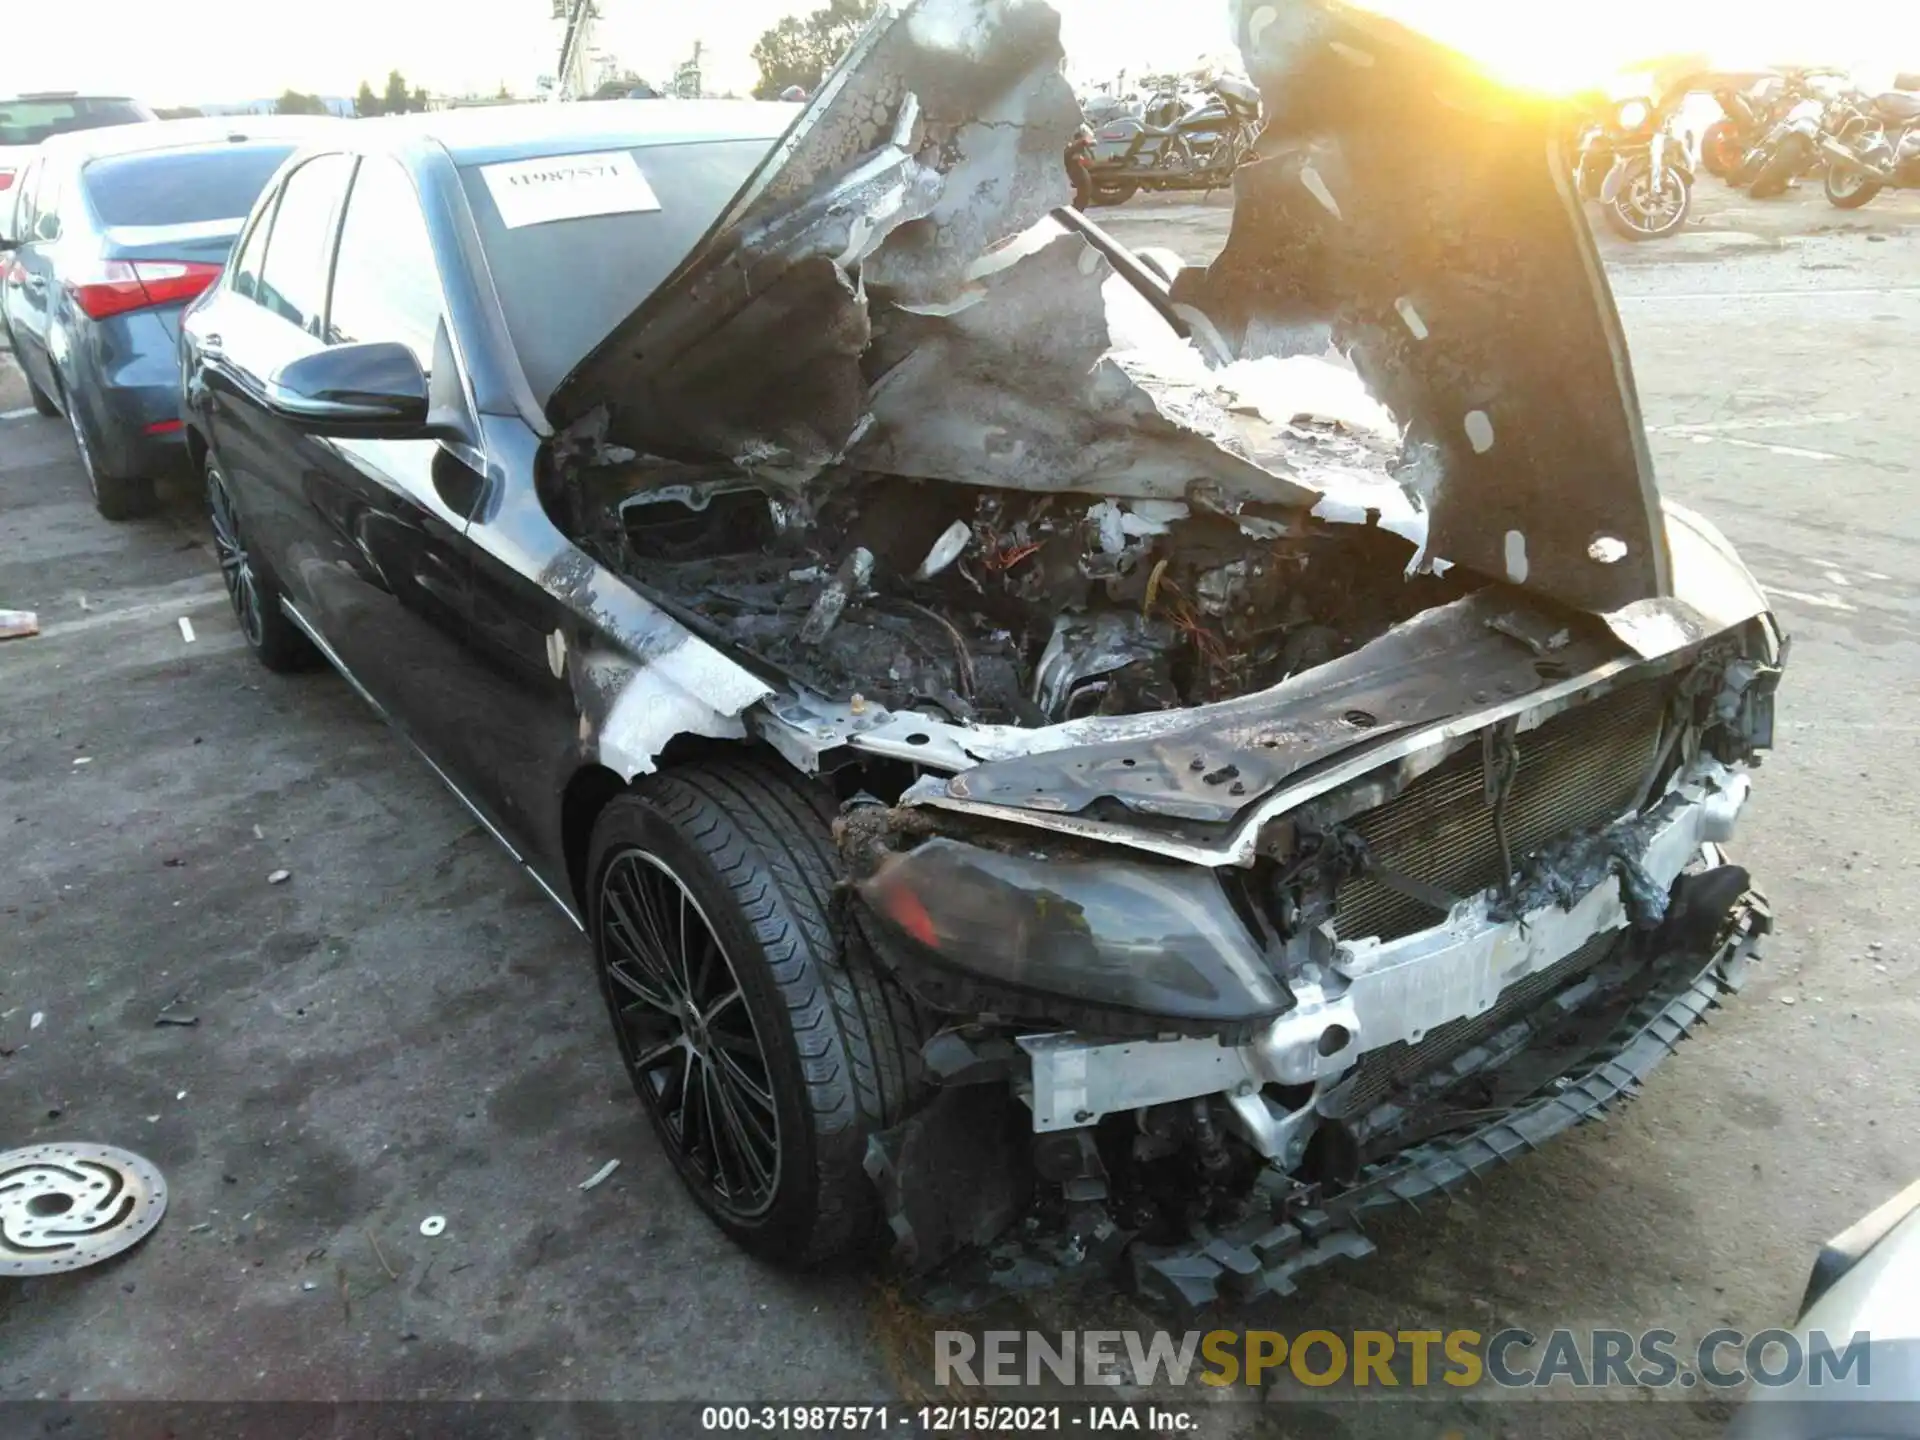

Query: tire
64 385 155 521
587 760 927 1266
25 368 58 418
1604 159 1692 240
1090 181 1138 207
1748 134 1812 199
1701 120 1742 179
10 336 60 417
205 453 319 672
1824 165 1882 209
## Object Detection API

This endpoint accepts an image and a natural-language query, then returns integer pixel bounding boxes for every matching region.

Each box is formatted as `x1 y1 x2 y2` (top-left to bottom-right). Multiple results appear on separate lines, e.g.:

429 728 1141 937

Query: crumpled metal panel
1170 0 1673 616
549 0 1082 486
847 229 1324 505
944 590 1622 823
557 0 1689 623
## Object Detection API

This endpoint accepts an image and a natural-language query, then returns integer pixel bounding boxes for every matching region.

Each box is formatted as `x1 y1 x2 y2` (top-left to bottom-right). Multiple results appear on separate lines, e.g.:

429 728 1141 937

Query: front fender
1599 156 1634 204
1603 499 1780 662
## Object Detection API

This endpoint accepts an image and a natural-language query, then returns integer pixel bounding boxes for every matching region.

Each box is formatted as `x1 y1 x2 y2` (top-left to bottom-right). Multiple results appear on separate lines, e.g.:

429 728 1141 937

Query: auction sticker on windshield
480 150 661 229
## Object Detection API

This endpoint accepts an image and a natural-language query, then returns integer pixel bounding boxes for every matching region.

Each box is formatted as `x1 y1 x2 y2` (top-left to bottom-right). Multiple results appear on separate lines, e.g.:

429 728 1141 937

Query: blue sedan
0 114 341 517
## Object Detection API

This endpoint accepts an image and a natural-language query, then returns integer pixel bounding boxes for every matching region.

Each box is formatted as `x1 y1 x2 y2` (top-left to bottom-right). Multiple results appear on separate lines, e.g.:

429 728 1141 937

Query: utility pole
551 0 601 101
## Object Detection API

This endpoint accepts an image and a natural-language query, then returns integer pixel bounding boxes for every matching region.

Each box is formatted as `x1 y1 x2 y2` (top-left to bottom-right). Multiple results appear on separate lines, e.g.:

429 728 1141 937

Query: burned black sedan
180 0 1785 1307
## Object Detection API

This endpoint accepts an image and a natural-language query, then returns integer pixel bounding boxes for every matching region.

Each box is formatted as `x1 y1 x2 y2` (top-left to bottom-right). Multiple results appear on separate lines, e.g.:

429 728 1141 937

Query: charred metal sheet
847 229 1327 506
942 590 1624 823
549 0 1081 486
1171 0 1673 616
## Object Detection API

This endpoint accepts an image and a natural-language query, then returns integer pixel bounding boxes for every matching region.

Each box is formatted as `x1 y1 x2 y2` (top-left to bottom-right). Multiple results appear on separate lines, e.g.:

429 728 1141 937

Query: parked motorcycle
1818 74 1920 208
1065 124 1095 210
1575 94 1694 239
1083 77 1263 206
1701 73 1792 178
1734 70 1848 198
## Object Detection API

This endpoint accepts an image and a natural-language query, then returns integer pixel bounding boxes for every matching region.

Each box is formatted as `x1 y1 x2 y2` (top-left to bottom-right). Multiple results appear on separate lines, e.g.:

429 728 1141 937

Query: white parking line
34 585 228 639
1768 586 1858 613
1657 413 1858 435
1618 286 1920 302
1 406 38 422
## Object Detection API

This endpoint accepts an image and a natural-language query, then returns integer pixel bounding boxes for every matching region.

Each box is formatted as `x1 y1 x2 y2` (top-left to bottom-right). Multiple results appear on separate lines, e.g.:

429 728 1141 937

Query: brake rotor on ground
0 1142 169 1276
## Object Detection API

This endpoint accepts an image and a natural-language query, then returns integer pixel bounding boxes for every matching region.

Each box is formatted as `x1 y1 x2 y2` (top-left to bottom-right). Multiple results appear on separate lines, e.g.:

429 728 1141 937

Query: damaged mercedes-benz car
182 0 1784 1306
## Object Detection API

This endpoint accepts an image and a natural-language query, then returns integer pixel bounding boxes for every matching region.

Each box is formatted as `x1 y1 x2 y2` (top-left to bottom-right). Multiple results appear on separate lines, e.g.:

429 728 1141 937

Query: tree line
751 0 878 99
263 70 432 116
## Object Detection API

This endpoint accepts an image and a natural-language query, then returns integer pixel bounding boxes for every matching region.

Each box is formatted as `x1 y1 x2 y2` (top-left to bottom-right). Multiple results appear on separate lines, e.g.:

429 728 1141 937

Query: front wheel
1824 164 1882 209
587 761 927 1266
1090 181 1138 206
1605 159 1693 239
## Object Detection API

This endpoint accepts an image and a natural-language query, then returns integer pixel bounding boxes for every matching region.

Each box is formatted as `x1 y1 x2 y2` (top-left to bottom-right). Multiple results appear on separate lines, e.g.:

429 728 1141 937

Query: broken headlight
857 837 1293 1027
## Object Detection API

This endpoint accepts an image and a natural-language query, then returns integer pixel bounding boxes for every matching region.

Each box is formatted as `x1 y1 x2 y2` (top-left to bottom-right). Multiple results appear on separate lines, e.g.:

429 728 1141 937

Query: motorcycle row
1578 66 1920 241
1065 76 1263 208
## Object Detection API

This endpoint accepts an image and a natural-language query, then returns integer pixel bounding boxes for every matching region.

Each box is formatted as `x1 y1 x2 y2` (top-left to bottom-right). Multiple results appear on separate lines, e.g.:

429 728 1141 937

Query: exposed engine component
572 457 1468 729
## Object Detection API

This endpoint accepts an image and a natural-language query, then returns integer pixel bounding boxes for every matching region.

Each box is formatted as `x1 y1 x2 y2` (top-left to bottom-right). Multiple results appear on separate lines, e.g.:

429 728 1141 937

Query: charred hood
549 0 1673 620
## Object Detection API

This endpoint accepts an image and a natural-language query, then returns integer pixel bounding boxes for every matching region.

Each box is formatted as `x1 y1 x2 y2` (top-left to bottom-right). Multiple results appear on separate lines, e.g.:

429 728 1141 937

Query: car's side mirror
264 342 439 439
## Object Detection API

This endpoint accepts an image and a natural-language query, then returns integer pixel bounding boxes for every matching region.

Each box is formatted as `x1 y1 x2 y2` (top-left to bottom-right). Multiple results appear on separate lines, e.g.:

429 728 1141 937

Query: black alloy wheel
599 846 783 1218
586 761 927 1265
204 456 317 672
208 463 265 650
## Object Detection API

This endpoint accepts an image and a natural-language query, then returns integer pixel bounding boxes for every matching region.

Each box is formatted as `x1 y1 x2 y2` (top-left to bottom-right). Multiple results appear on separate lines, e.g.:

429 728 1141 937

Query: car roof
351 98 798 167
1 92 141 102
36 115 345 165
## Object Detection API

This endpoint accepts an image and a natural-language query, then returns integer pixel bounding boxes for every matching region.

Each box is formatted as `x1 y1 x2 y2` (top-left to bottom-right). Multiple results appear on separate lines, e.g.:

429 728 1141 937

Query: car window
458 137 773 403
254 153 353 333
327 156 446 369
229 186 278 303
0 97 149 145
82 145 298 229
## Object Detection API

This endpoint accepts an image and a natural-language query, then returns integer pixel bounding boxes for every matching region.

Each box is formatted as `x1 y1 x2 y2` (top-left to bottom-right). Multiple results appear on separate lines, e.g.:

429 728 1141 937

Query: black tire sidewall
204 454 316 672
585 788 836 1258
64 386 152 521
1824 168 1881 208
24 366 59 418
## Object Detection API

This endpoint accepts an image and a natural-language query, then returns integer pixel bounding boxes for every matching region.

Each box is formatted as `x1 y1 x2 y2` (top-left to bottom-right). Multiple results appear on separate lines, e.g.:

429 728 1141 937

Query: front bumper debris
886 879 1770 1313
1015 756 1751 1146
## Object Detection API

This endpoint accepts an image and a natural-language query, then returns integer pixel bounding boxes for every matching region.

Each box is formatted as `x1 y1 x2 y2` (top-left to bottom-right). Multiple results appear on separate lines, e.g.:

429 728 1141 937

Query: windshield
0 97 151 146
83 145 297 228
460 136 775 405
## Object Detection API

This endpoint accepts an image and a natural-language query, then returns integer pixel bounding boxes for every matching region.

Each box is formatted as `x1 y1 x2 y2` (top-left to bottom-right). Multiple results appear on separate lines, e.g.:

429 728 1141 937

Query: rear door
2 158 39 348
5 159 61 396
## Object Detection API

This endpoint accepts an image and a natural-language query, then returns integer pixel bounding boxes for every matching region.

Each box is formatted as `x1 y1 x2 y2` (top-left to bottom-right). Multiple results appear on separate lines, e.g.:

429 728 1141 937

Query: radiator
1334 680 1669 944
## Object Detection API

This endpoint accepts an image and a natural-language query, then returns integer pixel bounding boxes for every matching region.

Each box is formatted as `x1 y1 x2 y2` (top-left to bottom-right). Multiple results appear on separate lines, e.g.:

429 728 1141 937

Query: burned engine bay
526 0 1754 786
563 443 1470 731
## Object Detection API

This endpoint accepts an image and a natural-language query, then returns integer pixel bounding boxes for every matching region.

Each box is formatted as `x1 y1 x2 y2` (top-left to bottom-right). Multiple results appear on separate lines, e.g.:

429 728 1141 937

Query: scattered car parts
0 1142 169 1275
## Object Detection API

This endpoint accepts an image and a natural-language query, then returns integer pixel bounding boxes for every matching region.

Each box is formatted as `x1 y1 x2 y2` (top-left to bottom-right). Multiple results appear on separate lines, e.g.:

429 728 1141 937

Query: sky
3 0 1917 107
